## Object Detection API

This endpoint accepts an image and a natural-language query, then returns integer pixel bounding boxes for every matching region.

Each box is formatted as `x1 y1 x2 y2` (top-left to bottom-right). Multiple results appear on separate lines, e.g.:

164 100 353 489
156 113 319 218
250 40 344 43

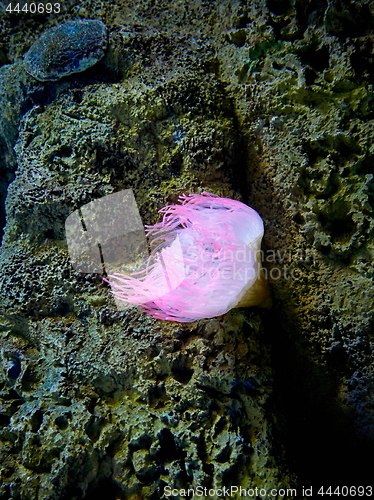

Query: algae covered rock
23 20 108 82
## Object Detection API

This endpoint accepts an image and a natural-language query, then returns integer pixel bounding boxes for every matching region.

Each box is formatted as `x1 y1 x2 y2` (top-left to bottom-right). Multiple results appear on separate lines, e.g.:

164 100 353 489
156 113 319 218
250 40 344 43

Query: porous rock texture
0 0 374 498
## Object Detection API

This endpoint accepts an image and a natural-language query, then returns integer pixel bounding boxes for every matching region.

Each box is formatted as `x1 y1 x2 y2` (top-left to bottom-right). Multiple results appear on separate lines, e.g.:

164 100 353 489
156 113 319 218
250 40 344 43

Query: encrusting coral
105 192 271 321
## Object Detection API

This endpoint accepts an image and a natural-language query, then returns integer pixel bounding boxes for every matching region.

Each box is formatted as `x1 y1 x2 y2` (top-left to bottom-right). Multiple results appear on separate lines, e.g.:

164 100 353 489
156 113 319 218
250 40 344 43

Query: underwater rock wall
0 0 374 498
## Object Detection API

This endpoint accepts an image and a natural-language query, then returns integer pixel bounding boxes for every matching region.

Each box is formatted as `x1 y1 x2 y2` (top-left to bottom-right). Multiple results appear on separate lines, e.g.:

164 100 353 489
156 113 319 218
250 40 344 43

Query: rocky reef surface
0 0 373 498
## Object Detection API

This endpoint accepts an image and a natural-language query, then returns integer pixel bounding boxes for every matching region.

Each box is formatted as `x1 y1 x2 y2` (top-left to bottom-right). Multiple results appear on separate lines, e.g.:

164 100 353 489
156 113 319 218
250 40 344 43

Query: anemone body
105 192 266 322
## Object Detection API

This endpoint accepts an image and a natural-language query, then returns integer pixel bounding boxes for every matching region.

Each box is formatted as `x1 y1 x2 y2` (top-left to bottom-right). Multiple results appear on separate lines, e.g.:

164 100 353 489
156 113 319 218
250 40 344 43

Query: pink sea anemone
104 192 270 322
